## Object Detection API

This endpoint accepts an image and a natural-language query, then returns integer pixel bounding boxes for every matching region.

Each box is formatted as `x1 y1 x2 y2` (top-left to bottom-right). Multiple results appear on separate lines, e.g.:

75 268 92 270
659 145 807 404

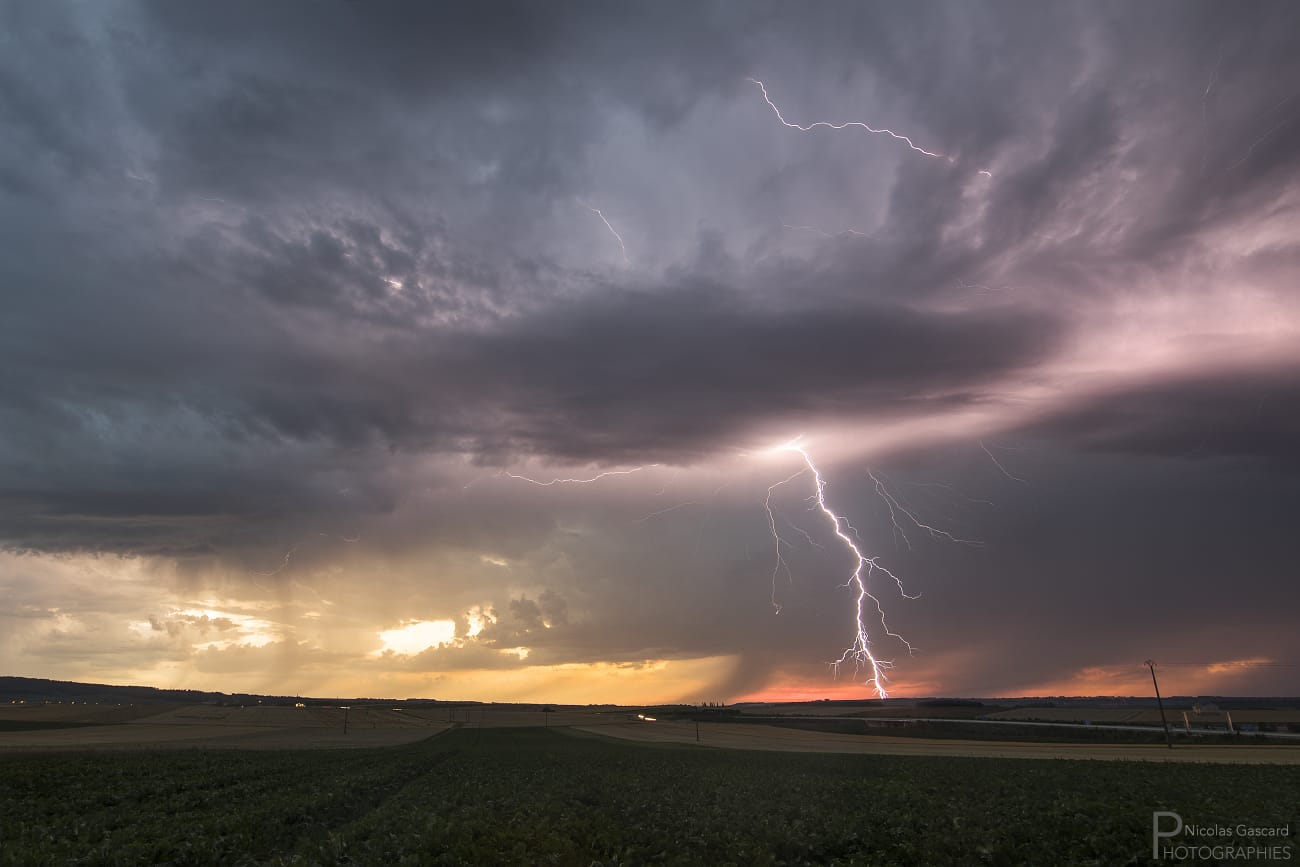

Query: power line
1149 661 1296 668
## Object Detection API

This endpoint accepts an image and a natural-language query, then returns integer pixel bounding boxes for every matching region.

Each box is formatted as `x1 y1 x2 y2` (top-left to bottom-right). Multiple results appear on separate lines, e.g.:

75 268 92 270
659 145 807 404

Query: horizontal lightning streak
782 221 867 239
504 465 658 487
749 77 946 160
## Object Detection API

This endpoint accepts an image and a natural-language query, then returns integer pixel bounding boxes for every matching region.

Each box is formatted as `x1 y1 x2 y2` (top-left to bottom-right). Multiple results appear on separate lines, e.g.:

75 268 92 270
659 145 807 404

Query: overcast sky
2 1 1297 702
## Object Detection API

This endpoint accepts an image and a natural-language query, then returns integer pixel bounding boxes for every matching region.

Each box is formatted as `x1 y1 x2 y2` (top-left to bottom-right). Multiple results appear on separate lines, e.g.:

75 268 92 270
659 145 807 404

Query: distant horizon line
3 675 1297 706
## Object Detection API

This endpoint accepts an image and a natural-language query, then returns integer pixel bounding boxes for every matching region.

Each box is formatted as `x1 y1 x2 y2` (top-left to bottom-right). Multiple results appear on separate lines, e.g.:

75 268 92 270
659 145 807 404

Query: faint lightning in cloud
766 437 916 698
1201 51 1225 174
980 441 1028 484
782 221 867 239
633 501 702 523
906 480 996 509
1226 92 1300 171
764 468 807 613
251 532 361 581
867 470 983 550
588 206 630 264
957 279 1020 295
255 546 299 578
784 520 823 551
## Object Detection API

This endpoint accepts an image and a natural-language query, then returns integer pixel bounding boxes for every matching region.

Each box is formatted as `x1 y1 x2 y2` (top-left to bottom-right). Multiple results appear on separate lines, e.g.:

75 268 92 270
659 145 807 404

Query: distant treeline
0 676 262 706
0 676 518 710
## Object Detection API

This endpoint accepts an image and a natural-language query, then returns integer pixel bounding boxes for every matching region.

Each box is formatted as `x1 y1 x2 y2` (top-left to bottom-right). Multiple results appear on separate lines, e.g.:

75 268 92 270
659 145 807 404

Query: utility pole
1145 660 1172 749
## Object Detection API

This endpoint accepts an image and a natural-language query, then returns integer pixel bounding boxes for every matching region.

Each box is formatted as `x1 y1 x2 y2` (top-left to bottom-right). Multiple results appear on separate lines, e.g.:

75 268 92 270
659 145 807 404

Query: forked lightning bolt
768 437 916 698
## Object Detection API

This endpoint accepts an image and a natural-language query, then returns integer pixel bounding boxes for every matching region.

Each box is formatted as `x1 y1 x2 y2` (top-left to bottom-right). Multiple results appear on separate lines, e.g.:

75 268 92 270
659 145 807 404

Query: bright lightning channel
767 437 916 698
750 78 945 161
587 207 630 264
749 78 992 177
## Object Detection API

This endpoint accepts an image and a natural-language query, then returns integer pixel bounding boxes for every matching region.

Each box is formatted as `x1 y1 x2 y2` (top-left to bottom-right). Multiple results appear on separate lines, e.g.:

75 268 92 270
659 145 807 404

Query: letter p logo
1153 811 1183 859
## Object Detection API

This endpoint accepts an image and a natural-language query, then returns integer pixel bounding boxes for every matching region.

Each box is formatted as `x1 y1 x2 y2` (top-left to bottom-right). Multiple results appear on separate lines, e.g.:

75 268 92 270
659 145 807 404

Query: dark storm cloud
2 1 1299 697
431 288 1061 462
1021 362 1300 467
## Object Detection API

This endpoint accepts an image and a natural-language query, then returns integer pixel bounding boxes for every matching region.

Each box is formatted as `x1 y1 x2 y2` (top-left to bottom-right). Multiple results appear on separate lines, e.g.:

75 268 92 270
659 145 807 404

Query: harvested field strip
2 728 1296 866
574 720 1300 763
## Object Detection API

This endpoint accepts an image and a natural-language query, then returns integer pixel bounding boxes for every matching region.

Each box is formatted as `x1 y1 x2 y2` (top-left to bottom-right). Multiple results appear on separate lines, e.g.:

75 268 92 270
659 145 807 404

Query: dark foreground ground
1 727 1295 866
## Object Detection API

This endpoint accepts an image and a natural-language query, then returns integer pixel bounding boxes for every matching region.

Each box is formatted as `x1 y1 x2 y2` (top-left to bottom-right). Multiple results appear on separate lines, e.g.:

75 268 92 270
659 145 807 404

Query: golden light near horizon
372 620 458 657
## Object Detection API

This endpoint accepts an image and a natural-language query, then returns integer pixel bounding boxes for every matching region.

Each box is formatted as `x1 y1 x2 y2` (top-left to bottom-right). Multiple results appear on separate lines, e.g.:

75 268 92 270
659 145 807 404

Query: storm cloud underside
1 1 1297 700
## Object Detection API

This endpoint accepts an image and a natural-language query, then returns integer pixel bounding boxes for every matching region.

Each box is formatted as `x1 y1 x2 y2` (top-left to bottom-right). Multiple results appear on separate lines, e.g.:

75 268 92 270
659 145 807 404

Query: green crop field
1 728 1295 866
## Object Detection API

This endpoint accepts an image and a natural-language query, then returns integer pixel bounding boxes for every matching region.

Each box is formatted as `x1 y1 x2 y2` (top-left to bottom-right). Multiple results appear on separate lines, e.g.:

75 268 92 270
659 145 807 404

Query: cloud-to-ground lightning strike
587 206 630 264
767 438 916 698
495 442 973 697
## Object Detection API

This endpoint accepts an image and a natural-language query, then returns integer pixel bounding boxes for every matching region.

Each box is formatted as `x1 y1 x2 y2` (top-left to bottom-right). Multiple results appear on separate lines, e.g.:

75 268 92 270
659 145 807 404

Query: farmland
2 725 1297 866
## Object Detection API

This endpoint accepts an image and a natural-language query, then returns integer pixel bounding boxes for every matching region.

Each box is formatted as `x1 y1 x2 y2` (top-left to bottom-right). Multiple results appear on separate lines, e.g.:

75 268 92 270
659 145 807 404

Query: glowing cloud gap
748 78 947 160
768 438 916 698
587 206 630 264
